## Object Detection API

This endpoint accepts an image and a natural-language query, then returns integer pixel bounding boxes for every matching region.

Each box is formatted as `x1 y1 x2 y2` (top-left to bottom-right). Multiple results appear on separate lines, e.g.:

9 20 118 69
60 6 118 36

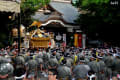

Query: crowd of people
0 43 120 80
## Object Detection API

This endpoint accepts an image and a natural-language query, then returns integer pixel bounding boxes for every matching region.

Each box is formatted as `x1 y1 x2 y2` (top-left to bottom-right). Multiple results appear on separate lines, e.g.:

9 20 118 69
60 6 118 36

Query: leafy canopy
74 0 120 42
20 0 50 26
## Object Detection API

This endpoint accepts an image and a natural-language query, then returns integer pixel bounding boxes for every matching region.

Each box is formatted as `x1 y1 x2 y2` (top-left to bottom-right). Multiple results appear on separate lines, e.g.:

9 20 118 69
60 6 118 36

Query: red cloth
62 42 66 47
48 42 51 47
78 34 82 48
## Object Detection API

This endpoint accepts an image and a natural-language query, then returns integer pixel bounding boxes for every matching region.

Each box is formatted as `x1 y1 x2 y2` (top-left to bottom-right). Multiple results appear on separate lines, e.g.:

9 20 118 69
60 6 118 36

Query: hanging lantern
8 16 12 19
12 25 25 37
20 25 25 37
12 28 18 37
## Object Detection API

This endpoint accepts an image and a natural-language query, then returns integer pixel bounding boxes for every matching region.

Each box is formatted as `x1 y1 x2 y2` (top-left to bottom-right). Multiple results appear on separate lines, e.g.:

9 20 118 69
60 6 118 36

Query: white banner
24 39 29 49
56 33 62 41
82 34 86 49
63 34 66 46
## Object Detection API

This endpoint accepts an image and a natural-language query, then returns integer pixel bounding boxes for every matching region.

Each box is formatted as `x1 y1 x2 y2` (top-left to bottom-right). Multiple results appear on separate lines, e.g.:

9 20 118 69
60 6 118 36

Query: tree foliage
20 0 50 27
74 0 120 43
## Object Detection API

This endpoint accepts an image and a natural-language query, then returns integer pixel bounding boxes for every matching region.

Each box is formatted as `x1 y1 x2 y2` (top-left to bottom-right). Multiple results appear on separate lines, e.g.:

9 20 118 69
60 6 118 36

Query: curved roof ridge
49 2 79 24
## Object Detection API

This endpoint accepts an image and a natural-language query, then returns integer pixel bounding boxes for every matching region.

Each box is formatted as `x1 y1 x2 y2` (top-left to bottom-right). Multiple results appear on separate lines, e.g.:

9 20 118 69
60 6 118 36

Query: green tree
20 0 50 27
74 0 120 43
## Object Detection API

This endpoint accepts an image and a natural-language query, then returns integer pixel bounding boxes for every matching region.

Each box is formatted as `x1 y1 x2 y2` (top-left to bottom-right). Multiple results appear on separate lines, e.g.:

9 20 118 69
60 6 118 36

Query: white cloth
15 74 25 80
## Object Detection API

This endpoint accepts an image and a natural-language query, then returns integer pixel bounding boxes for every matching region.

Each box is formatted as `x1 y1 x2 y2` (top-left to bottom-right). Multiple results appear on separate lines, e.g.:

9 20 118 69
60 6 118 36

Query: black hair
52 53 56 56
79 56 85 60
88 70 95 75
61 59 67 64
92 54 97 58
30 56 33 59
46 48 49 52
79 49 82 52
92 50 96 54
65 53 70 57
71 52 74 54
87 70 96 80
14 67 26 77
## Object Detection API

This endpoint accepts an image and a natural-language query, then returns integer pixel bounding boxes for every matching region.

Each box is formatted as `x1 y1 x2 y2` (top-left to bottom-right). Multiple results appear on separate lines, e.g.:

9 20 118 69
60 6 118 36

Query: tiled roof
32 2 79 24
49 2 79 24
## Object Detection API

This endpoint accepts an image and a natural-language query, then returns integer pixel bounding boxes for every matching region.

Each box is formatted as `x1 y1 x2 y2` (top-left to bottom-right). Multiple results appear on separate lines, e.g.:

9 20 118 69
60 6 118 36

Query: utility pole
18 13 21 53
18 0 21 54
